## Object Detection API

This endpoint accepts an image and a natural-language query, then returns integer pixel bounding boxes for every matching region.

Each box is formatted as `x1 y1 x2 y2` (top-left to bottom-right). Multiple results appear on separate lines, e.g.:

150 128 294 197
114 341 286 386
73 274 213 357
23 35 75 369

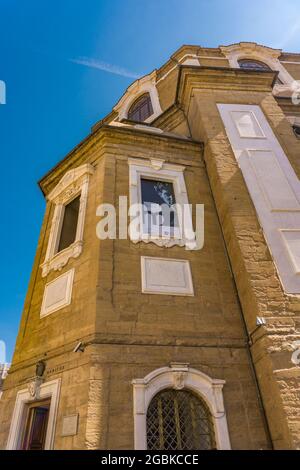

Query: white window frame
114 71 162 123
41 164 94 277
132 364 231 450
220 43 295 96
6 379 61 450
128 158 193 248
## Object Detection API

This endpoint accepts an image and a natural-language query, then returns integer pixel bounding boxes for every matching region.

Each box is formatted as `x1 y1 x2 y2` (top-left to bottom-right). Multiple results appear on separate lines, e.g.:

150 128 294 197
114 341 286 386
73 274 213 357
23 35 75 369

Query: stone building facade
0 42 300 450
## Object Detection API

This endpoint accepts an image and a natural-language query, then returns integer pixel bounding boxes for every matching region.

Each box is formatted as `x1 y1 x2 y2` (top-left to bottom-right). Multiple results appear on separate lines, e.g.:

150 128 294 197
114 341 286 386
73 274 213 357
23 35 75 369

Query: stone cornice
7 332 248 383
220 42 282 59
39 124 202 196
176 65 277 112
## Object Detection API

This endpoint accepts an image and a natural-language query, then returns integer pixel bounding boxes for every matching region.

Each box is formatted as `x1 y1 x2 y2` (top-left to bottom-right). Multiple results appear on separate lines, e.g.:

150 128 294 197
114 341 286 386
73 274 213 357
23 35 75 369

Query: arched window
238 59 282 84
128 93 154 122
146 389 216 450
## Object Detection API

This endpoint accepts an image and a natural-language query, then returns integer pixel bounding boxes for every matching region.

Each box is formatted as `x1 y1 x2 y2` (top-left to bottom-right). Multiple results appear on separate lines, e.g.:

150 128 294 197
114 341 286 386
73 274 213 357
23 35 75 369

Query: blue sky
1 0 300 362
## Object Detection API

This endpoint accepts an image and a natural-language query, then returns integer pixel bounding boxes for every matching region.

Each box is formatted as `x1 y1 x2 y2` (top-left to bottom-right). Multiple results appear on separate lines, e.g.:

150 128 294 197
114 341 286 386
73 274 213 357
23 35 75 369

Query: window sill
41 240 83 277
131 233 185 248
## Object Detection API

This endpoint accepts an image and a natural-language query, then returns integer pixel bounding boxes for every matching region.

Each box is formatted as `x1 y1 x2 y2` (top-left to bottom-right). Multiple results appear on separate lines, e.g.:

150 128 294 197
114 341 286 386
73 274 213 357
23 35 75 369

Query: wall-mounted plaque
61 414 78 437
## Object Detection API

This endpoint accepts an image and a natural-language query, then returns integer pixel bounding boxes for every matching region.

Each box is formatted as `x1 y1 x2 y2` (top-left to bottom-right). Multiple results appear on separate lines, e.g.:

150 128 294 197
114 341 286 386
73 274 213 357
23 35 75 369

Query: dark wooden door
22 400 50 450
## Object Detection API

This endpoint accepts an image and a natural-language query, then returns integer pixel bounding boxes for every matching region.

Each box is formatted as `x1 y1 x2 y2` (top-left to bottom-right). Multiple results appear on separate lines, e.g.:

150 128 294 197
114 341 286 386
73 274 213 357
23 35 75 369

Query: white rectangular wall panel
141 256 194 295
230 110 265 138
218 103 300 294
41 269 74 317
61 414 79 437
248 150 300 211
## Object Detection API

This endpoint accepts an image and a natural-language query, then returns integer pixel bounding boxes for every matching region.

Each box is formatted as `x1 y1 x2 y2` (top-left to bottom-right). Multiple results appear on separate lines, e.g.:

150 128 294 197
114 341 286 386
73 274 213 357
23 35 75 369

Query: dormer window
238 59 283 84
128 93 154 122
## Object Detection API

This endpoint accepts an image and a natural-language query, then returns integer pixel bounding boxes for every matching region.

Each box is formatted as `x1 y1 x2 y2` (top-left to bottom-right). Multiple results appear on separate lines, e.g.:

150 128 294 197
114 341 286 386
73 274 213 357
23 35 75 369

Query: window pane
238 59 271 71
128 93 154 122
141 179 177 231
57 195 80 253
238 59 282 84
147 389 216 450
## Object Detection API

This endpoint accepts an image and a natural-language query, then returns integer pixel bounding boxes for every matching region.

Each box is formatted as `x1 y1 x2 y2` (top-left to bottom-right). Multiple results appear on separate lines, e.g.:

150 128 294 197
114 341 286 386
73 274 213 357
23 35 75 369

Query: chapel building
1 42 300 450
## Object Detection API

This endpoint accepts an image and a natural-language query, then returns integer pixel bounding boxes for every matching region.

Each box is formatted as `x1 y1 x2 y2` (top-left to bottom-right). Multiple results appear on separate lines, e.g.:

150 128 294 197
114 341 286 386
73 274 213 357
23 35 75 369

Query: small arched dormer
113 71 163 123
127 92 154 122
220 43 295 88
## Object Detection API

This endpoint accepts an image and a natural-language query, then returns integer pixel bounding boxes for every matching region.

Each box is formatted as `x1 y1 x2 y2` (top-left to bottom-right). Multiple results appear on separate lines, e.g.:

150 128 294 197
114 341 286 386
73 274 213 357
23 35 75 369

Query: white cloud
70 56 141 79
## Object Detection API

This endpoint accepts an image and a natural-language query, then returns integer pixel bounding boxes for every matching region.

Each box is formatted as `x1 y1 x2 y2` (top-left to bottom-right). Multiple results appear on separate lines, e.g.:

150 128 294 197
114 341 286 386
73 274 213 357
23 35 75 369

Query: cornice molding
177 66 276 111
220 42 282 60
47 163 94 203
39 125 202 195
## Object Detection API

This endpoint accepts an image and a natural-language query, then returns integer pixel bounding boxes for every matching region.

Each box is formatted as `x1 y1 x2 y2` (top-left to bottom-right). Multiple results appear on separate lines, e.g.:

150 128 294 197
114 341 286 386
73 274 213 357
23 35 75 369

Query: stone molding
41 164 94 277
141 256 194 296
40 268 75 318
113 70 162 123
132 364 230 450
220 42 295 89
128 157 193 248
6 379 61 450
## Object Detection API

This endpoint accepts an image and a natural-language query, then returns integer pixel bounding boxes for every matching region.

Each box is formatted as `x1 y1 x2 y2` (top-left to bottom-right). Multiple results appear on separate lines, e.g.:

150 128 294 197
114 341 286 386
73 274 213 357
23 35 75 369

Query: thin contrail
70 56 141 79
